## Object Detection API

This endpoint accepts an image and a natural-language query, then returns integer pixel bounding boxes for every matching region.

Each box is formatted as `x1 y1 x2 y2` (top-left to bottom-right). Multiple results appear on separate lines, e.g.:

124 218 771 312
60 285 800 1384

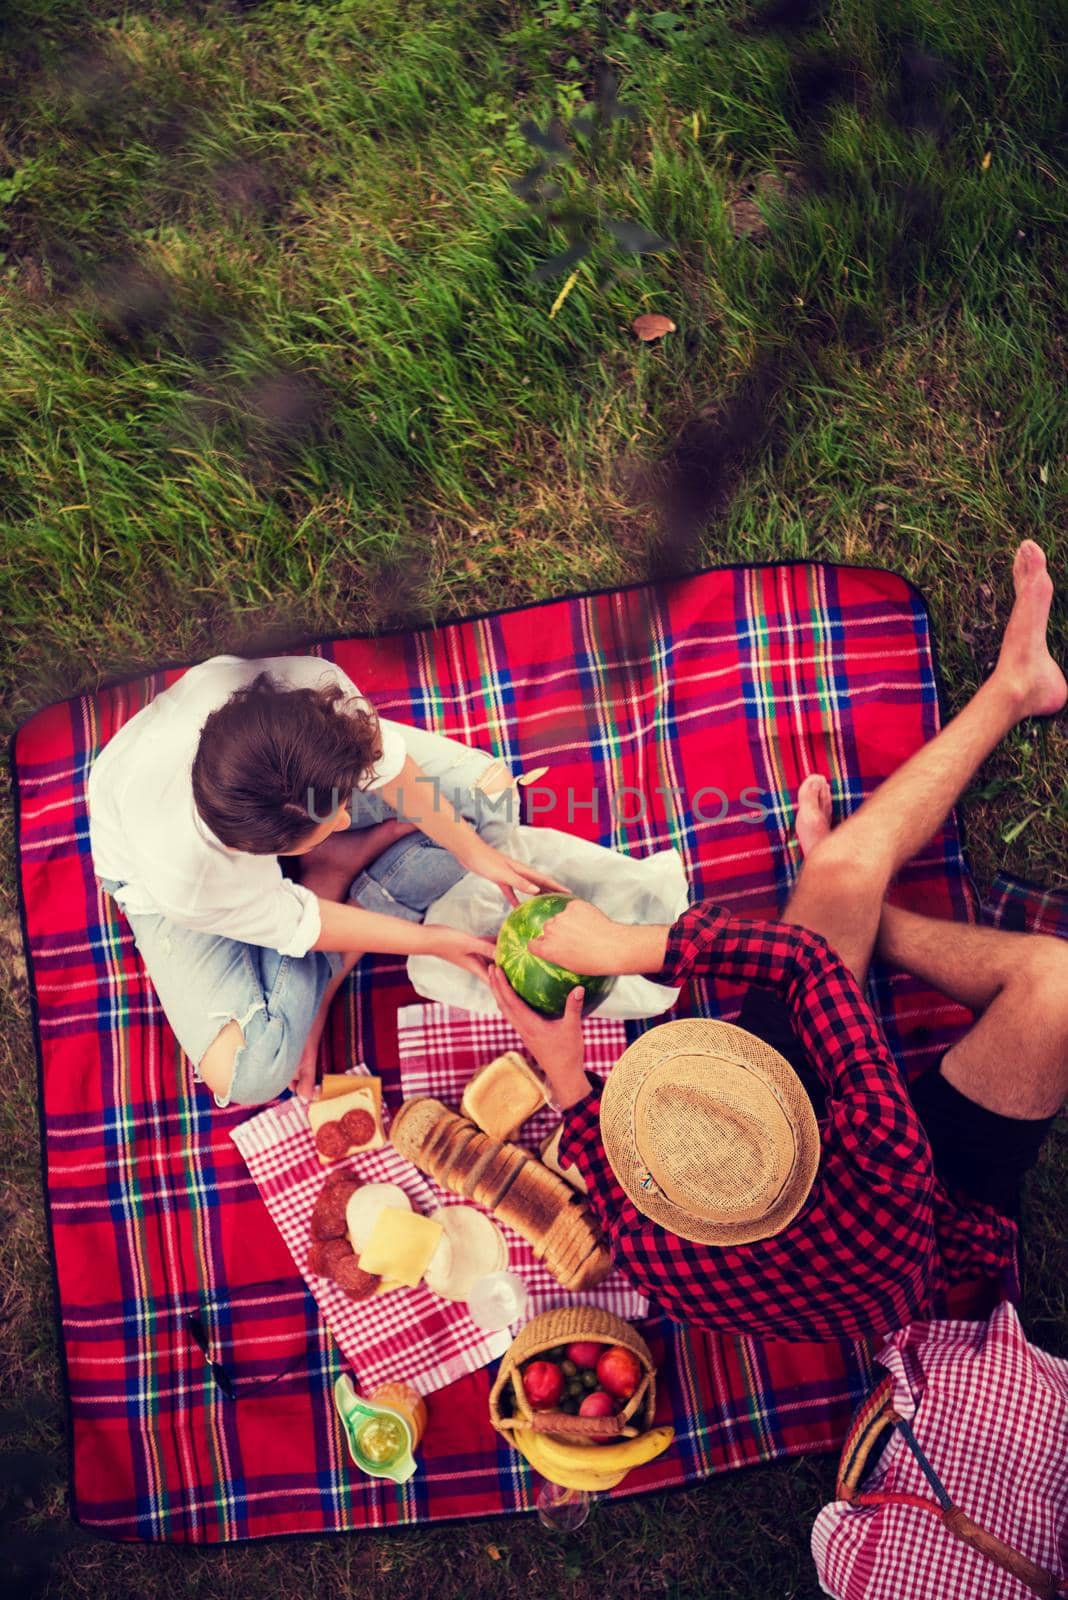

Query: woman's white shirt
87 654 407 957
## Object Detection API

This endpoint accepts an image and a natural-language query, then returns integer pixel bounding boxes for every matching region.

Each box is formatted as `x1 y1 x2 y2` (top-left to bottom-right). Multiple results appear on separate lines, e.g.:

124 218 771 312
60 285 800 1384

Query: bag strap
847 1411 1067 1599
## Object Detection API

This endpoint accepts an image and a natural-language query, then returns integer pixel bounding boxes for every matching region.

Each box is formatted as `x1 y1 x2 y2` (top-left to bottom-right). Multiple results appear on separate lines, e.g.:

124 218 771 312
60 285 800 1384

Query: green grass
1 1 1065 1595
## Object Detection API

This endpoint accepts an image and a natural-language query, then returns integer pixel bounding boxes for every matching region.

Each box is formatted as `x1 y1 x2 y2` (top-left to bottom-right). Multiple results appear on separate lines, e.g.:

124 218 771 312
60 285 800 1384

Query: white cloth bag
407 825 690 1019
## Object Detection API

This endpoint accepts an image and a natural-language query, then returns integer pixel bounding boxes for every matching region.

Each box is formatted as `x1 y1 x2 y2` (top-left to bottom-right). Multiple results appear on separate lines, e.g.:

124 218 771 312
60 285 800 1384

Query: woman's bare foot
795 774 833 858
994 541 1066 718
295 818 418 901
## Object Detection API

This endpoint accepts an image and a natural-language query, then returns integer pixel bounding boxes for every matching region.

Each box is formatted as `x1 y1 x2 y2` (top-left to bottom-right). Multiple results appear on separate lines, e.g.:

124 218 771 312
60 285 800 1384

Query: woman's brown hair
191 671 385 853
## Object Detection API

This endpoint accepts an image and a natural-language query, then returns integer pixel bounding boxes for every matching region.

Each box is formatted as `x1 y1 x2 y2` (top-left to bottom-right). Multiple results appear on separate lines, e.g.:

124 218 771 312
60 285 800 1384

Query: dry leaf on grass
632 313 676 341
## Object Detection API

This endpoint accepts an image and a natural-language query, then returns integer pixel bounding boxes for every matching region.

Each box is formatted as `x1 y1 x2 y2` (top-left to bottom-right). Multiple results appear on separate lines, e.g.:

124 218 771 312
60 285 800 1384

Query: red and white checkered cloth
230 1093 509 1396
232 1017 646 1396
396 1000 646 1314
396 999 628 1153
811 1300 1068 1599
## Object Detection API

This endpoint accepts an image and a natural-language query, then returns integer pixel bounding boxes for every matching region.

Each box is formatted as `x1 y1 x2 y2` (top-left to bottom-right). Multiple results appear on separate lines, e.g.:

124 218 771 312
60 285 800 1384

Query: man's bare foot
296 818 418 901
795 774 833 858
994 541 1066 718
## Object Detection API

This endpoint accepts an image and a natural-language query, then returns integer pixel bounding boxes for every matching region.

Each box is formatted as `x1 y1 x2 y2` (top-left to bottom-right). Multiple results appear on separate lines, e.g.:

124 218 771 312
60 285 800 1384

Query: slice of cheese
346 1183 412 1253
307 1082 386 1163
358 1207 444 1288
320 1073 382 1111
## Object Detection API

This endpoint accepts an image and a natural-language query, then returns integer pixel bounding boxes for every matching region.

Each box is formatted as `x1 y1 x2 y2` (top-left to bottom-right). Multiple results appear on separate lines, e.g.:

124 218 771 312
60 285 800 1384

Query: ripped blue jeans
99 726 508 1107
97 884 346 1108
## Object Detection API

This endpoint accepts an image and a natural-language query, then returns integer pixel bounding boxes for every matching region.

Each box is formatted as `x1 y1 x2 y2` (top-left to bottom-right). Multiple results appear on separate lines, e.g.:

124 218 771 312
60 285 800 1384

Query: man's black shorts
736 989 1057 1223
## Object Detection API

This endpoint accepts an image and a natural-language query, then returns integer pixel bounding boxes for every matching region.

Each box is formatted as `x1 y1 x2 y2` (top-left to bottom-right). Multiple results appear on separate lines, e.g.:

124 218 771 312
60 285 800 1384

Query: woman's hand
423 925 498 983
528 898 669 976
487 965 592 1109
459 838 569 908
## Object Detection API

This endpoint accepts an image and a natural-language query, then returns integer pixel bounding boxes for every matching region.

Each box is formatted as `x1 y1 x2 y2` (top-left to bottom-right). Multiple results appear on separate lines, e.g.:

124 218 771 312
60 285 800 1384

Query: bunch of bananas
512 1423 675 1493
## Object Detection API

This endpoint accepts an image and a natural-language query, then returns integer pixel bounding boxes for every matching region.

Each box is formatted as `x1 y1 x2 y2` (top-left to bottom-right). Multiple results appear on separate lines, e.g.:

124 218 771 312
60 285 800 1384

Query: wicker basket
488 1306 655 1441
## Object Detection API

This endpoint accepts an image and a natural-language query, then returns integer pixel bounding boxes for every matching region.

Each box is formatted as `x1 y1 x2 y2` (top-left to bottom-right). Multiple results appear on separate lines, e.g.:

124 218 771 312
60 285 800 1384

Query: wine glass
535 1479 591 1532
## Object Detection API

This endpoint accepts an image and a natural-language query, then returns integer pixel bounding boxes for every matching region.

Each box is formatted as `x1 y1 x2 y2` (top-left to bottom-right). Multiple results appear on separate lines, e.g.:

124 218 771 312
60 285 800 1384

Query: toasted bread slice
428 1121 482 1193
472 1143 530 1211
444 1127 495 1196
420 1109 472 1174
510 1156 571 1213
307 1080 386 1164
550 1215 605 1288
422 1120 473 1184
539 1198 591 1276
539 1124 589 1196
460 1051 547 1142
495 1162 568 1248
390 1097 449 1162
320 1073 383 1111
560 1236 613 1291
458 1136 504 1200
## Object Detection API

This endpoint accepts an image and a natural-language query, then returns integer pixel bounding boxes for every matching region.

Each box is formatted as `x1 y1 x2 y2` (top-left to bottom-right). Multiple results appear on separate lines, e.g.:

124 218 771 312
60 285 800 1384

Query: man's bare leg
782 541 1065 984
792 760 1068 1120
876 905 1068 1118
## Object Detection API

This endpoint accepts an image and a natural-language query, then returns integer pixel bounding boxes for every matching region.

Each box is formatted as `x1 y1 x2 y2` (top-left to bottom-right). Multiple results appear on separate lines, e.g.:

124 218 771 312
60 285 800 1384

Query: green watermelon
494 893 616 1018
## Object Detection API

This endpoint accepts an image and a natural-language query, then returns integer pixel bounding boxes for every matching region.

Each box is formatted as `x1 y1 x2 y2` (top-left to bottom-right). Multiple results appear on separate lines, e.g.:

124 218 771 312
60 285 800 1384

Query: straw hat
599 1018 821 1246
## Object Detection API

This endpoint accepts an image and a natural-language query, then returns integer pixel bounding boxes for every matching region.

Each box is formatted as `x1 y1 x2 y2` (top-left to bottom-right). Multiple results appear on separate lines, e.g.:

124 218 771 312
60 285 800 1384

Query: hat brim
599 1017 821 1246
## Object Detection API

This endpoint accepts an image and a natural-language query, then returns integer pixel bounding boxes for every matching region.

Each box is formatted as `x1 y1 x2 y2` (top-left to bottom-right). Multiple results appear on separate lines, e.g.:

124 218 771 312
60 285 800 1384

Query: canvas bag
812 1301 1068 1600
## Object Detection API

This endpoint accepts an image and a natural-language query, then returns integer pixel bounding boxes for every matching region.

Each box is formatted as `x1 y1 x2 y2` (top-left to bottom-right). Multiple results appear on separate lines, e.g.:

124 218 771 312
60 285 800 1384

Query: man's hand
527 899 670 976
424 925 498 983
460 838 569 908
487 965 592 1109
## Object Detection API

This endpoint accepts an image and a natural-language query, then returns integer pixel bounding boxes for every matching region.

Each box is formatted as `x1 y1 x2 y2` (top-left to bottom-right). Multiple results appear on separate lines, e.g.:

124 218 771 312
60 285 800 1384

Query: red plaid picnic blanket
231 1018 644 1396
12 562 1059 1544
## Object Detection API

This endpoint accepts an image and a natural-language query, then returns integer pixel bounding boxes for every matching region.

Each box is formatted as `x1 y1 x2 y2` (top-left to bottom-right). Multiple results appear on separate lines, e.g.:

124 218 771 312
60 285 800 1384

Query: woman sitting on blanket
88 654 559 1109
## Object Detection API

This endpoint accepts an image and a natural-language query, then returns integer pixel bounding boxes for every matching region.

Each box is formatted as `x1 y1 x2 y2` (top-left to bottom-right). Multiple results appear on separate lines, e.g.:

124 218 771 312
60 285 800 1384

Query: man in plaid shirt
488 542 1067 1341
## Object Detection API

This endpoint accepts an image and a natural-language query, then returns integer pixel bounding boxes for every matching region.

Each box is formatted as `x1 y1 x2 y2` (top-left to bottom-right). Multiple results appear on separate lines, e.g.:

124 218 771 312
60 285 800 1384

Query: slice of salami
306 1240 332 1276
338 1108 376 1148
319 1237 354 1271
333 1256 381 1301
314 1120 349 1160
310 1183 350 1240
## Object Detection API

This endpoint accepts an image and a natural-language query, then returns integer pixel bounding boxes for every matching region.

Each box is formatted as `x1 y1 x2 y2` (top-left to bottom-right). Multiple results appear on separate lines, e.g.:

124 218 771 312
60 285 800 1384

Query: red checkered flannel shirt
558 903 1019 1342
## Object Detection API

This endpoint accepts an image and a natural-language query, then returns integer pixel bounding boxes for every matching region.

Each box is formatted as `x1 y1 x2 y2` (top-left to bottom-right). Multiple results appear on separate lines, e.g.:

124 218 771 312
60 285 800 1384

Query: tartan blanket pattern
230 1094 508 1399
13 561 1044 1543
